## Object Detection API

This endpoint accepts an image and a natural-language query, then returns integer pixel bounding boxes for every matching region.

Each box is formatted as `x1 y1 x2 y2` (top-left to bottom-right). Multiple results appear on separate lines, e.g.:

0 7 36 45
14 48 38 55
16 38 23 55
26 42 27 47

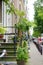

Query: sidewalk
29 41 43 65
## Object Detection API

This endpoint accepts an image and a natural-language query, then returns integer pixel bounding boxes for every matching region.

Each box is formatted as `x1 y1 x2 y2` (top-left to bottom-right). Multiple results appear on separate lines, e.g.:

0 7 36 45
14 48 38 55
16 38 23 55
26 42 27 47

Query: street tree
34 0 43 37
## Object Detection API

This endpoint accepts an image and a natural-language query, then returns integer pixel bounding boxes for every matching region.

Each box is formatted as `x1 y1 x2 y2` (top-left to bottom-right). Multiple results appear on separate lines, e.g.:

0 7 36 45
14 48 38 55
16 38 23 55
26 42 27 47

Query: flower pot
0 34 3 39
17 60 26 65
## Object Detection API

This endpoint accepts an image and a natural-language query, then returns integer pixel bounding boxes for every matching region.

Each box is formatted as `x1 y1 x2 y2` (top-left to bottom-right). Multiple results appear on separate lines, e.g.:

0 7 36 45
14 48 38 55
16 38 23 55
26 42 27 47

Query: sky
27 0 37 35
27 0 37 21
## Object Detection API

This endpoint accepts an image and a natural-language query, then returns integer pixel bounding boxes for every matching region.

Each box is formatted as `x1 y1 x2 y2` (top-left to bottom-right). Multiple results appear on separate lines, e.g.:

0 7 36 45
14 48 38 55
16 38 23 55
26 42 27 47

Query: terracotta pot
17 60 25 65
0 34 3 39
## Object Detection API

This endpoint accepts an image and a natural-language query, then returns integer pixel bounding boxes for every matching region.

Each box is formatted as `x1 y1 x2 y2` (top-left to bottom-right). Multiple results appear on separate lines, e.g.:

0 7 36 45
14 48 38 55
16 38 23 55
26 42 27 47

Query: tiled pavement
29 41 43 65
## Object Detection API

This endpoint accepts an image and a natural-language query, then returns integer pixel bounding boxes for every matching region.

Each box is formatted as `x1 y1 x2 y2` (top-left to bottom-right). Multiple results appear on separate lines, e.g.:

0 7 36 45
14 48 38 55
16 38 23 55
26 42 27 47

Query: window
19 4 21 10
23 0 25 3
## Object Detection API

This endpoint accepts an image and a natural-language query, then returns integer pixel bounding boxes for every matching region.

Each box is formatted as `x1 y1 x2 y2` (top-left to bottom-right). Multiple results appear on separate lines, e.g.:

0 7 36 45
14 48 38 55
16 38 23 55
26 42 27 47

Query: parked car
38 36 43 45
32 37 37 42
33 37 38 43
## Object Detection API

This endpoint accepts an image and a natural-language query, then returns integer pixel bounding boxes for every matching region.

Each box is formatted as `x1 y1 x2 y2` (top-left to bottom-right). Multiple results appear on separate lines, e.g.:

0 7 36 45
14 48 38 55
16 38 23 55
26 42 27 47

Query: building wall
20 0 24 10
24 0 28 18
2 0 13 42
12 0 25 32
1 0 26 42
13 0 25 23
1 0 26 28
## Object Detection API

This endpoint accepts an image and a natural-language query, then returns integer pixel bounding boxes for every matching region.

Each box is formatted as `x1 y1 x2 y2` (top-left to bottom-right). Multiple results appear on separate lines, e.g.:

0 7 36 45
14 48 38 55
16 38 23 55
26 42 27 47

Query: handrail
0 49 7 58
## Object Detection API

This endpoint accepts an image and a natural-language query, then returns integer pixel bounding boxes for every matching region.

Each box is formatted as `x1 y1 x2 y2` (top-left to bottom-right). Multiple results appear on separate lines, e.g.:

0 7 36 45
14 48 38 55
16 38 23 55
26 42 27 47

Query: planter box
17 60 26 65
0 34 3 39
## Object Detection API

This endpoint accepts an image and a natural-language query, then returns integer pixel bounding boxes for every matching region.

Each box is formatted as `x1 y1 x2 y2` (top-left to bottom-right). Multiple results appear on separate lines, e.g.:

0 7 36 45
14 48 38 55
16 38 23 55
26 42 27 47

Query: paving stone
29 41 43 65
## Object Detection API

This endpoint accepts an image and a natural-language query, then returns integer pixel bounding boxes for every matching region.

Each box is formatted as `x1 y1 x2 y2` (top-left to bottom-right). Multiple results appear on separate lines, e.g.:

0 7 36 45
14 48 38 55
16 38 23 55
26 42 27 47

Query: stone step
0 47 15 49
0 56 16 61
0 43 14 44
3 56 17 58
0 51 14 53
0 57 16 61
0 49 15 51
0 46 14 48
0 61 17 64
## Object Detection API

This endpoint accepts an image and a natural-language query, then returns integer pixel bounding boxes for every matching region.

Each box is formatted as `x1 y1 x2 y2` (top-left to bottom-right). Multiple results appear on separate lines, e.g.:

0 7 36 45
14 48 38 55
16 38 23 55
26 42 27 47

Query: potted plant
16 41 29 65
0 27 6 38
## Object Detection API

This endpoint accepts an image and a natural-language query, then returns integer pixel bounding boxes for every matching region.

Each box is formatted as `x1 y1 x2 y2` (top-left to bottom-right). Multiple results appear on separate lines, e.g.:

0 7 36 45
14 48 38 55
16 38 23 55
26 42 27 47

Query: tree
34 0 43 36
